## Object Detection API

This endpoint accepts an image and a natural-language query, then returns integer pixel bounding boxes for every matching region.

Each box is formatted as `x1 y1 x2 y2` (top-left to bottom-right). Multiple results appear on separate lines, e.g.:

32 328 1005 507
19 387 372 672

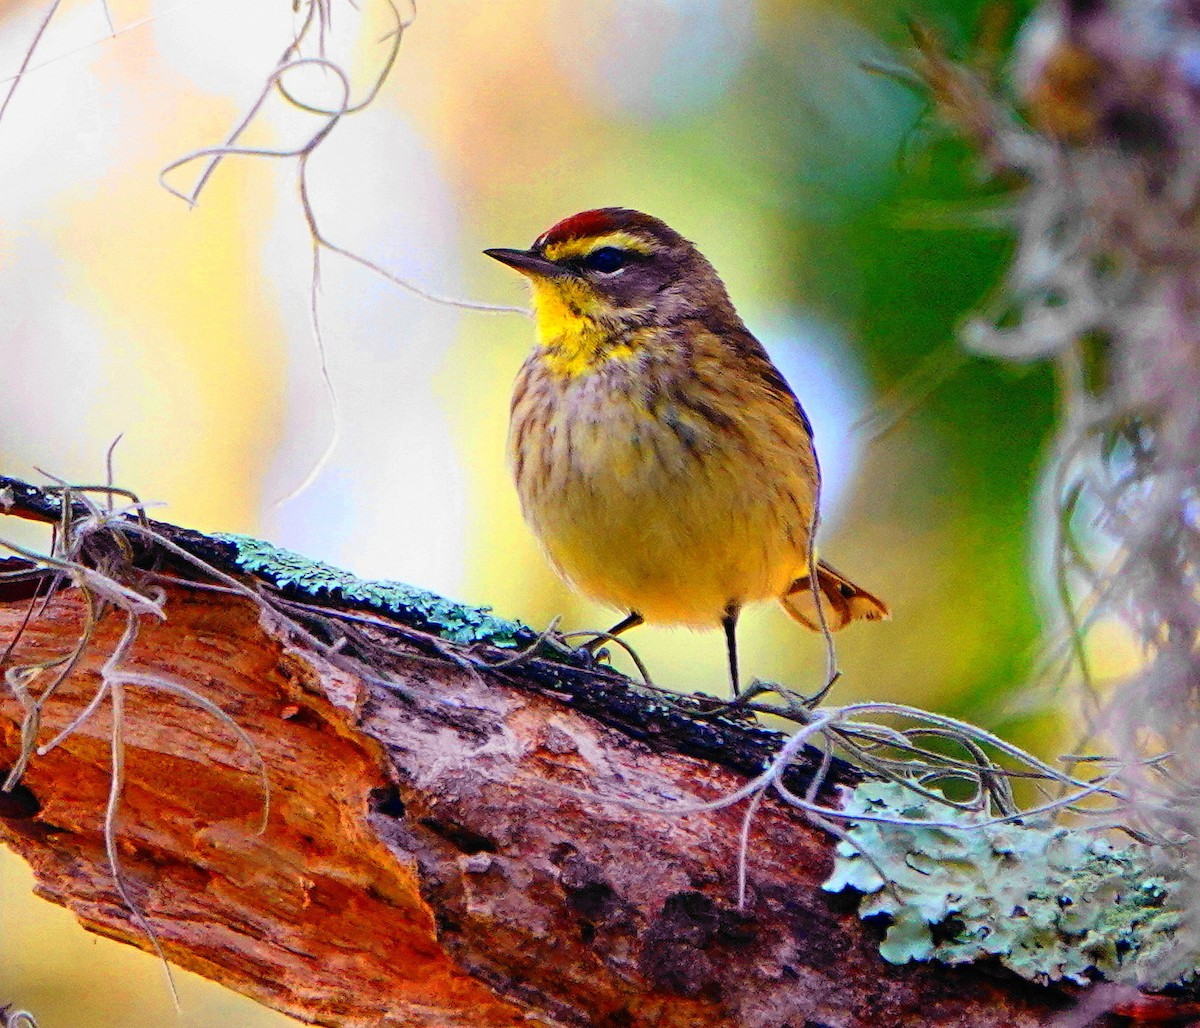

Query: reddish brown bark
0 491 1076 1025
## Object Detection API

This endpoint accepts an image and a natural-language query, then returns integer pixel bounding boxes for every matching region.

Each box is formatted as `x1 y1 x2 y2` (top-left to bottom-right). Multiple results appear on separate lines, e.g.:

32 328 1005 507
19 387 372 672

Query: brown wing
723 326 816 442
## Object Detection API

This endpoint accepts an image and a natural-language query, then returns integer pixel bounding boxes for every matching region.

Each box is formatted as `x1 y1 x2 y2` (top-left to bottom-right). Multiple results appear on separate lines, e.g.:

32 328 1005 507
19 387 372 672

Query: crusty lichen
215 534 528 648
824 781 1194 989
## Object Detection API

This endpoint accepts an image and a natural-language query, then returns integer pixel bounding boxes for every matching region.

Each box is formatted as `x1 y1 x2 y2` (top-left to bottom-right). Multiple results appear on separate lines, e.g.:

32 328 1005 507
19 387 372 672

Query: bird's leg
583 610 645 653
723 604 741 696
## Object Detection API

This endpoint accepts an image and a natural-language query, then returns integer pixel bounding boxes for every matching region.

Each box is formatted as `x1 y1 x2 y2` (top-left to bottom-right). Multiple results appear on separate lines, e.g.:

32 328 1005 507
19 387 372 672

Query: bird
485 208 888 694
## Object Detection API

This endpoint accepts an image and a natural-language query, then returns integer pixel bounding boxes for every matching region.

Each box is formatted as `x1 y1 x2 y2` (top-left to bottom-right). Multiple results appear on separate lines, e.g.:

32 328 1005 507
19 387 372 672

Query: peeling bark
0 498 1077 1026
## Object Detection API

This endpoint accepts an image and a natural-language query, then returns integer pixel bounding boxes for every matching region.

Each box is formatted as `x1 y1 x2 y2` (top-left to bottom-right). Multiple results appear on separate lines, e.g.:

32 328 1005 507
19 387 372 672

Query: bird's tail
780 560 890 632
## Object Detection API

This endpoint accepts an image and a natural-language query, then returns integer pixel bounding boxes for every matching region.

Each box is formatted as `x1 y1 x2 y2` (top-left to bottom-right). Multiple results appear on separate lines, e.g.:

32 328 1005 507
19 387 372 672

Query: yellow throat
529 278 637 379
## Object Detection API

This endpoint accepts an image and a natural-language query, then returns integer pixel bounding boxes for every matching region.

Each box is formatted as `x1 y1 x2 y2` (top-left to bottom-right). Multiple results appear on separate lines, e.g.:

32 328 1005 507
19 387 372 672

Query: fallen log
0 477 1070 1026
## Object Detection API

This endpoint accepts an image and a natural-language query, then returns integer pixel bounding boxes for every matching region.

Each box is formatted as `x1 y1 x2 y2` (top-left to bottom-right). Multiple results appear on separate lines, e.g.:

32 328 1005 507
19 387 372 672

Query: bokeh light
548 0 756 120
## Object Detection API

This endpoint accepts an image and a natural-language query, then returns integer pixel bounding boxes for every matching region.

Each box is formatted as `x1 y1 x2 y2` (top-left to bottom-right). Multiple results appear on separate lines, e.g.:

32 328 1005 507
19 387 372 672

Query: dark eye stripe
582 247 628 274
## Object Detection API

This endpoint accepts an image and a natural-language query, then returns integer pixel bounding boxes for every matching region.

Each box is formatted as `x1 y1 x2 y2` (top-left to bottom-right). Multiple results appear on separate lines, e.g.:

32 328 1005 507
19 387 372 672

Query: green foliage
215 534 527 648
823 782 1194 988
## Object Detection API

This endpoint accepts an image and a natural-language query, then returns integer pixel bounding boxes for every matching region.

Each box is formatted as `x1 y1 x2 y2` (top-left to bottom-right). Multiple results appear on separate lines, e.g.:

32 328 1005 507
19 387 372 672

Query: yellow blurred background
0 0 1098 1023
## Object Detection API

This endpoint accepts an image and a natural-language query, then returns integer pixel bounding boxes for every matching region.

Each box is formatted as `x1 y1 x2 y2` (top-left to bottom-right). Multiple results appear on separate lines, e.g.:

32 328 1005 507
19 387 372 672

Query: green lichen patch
823 781 1194 988
214 533 528 648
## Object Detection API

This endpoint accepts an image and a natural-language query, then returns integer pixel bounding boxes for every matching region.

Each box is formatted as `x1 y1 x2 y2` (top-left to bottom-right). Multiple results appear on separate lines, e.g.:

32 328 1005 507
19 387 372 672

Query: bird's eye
582 247 628 274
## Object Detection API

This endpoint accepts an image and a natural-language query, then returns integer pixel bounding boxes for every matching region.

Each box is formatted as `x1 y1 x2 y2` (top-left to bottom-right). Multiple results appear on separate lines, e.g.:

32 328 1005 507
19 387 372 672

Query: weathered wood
0 564 1075 1026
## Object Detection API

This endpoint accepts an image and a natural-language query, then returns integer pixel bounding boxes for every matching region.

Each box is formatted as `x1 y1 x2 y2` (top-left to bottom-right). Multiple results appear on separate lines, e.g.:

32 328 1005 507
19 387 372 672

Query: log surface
0 579 1075 1027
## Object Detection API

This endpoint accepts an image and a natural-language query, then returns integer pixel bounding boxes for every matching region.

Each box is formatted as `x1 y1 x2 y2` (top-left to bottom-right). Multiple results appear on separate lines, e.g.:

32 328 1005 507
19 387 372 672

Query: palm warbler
486 208 888 693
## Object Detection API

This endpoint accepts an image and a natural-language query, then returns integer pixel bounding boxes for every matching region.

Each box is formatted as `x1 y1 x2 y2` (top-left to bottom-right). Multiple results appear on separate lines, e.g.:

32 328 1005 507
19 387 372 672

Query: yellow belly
509 356 818 627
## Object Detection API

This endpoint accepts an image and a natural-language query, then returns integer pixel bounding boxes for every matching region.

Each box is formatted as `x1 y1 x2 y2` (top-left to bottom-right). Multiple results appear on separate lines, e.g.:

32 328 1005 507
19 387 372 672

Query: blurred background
0 0 1076 1022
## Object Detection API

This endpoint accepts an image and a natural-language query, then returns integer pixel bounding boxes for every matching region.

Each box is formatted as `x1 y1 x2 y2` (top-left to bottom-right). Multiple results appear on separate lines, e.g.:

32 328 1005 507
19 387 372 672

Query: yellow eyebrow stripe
542 231 654 262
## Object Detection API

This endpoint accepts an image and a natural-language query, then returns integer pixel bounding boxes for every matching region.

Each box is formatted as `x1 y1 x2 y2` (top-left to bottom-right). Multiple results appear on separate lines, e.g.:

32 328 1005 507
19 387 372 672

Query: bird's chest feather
510 358 703 506
508 355 813 622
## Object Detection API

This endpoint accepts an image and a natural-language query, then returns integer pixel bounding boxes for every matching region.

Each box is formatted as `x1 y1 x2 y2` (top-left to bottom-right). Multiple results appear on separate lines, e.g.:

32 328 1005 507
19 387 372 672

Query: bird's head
485 208 736 339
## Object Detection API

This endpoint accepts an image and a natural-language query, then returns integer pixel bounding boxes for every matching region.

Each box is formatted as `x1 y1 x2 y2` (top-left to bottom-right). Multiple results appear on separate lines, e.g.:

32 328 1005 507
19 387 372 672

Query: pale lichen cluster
826 781 1188 988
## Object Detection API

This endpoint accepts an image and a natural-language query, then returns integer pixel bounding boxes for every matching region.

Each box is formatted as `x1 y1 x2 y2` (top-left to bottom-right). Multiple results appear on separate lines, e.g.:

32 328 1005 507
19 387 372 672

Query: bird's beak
484 248 571 279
